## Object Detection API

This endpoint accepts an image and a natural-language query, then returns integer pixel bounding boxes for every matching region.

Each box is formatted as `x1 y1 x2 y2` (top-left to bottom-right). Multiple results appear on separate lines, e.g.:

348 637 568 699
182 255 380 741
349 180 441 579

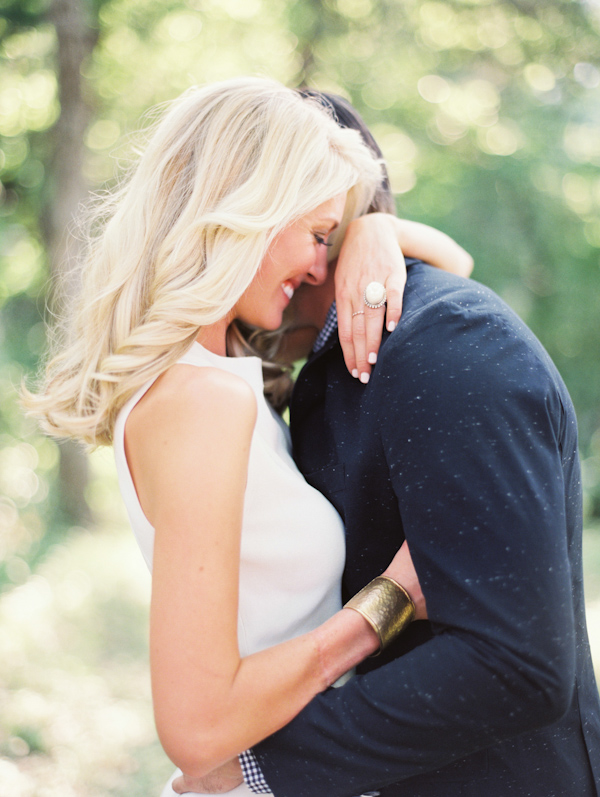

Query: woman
24 77 469 796
171 88 474 796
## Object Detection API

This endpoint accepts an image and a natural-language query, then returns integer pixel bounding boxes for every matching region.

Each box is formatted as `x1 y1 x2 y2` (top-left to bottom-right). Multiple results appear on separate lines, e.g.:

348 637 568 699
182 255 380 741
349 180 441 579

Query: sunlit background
1 0 600 793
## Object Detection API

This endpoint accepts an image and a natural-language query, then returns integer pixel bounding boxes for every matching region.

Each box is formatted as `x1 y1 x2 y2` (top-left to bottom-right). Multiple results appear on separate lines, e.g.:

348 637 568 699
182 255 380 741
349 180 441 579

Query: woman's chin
261 313 284 332
237 308 284 332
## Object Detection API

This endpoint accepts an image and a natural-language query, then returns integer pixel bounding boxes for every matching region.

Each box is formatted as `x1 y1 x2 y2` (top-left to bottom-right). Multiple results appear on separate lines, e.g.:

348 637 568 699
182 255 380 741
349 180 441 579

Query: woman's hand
172 758 243 794
335 213 474 384
335 214 407 384
384 540 428 621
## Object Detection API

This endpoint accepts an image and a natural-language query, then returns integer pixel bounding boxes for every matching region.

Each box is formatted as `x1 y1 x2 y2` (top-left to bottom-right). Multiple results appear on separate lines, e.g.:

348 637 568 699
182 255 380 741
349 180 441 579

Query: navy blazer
254 263 600 796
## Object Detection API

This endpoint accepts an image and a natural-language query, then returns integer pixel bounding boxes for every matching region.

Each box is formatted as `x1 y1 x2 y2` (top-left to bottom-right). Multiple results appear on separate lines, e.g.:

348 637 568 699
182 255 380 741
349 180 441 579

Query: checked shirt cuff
239 749 271 794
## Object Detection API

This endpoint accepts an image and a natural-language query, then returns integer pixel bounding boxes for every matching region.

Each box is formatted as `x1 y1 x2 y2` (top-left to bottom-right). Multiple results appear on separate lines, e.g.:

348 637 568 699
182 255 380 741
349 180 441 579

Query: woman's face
234 193 347 330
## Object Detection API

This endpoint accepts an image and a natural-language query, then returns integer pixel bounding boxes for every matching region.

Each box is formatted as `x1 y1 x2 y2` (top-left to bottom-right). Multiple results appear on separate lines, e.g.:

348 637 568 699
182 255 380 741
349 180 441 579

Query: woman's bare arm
392 217 474 277
125 364 380 779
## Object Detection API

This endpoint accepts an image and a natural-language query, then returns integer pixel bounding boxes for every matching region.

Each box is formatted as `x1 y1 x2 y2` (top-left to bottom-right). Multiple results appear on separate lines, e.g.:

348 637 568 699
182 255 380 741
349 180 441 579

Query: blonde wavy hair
24 77 381 446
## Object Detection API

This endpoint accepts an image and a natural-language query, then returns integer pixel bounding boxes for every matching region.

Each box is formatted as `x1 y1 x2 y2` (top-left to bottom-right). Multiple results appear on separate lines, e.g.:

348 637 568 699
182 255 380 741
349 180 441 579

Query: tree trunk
44 0 98 527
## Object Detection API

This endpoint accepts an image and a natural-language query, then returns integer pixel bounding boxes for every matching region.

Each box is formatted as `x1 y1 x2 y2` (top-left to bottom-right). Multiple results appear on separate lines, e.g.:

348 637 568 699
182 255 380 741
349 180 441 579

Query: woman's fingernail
368 352 377 365
352 368 359 378
360 372 370 384
387 321 396 332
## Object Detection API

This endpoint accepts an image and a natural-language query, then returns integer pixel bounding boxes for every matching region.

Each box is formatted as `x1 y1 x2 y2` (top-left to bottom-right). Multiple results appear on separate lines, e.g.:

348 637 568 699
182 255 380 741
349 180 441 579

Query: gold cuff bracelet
344 575 416 653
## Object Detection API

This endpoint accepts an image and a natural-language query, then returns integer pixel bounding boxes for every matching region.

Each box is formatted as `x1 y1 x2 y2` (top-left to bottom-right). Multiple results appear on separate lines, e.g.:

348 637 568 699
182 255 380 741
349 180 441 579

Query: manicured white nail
352 368 359 378
360 372 370 384
368 352 377 365
387 320 396 332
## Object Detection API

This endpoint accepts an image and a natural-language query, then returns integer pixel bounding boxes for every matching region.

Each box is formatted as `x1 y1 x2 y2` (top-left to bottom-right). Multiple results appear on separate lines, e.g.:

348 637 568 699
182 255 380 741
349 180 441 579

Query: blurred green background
1 0 599 793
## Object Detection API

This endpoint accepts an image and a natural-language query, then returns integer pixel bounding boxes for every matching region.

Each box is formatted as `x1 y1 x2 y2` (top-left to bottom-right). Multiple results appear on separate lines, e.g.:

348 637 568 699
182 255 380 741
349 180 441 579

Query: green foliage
1 1 600 790
1 0 600 583
0 0 52 34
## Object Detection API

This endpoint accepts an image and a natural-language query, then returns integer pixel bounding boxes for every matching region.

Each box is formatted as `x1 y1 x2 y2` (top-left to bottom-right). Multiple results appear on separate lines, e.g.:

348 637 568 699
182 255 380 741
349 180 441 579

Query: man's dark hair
297 88 395 215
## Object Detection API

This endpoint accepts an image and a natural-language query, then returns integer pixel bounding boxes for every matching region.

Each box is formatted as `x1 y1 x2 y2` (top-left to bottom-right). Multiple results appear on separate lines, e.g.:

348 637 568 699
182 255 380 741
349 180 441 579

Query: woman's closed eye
314 234 333 247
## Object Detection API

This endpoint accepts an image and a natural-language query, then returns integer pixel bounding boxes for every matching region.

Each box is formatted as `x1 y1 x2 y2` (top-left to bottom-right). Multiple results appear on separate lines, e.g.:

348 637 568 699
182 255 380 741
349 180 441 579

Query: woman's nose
304 248 328 286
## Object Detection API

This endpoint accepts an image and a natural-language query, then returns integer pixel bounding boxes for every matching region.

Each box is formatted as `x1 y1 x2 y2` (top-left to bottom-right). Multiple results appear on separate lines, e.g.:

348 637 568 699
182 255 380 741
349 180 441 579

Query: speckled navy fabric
255 262 600 797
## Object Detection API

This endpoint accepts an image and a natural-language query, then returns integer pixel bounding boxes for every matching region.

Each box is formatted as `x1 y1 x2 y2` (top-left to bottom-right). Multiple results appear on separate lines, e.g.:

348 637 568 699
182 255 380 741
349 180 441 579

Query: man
243 90 600 795
248 255 600 795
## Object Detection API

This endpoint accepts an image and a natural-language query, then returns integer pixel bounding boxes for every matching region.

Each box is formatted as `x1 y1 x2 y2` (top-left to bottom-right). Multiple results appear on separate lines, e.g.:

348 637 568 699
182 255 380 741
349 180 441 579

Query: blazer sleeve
253 300 577 797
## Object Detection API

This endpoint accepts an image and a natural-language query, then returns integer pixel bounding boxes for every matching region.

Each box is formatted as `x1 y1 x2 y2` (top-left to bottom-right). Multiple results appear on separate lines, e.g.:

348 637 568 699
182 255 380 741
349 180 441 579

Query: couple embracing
27 78 600 796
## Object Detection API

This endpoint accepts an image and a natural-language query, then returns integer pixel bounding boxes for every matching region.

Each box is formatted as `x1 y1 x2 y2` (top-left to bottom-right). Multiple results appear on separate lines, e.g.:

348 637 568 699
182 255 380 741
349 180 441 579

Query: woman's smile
282 280 296 301
234 193 347 330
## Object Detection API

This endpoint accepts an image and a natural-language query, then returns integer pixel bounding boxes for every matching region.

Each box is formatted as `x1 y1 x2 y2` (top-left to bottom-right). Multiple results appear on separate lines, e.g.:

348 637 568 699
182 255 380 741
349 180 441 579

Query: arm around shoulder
392 216 474 277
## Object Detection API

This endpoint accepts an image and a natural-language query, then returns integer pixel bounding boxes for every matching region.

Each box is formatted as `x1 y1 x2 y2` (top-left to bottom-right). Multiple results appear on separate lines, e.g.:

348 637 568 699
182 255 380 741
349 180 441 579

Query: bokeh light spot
477 20 509 50
336 0 372 19
524 63 556 93
479 122 521 156
562 173 592 216
574 62 600 89
435 111 468 142
418 74 451 104
514 16 543 42
167 13 203 42
212 0 263 20
0 236 43 294
85 119 121 152
564 124 600 165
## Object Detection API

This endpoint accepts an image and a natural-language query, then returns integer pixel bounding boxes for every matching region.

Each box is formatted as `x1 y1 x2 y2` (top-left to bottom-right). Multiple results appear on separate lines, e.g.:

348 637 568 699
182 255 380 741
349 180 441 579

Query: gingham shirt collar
312 301 338 353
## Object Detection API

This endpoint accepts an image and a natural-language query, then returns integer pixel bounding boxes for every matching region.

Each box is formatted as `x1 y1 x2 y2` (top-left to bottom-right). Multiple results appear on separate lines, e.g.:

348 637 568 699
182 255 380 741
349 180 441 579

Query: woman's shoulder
152 362 256 402
127 363 258 445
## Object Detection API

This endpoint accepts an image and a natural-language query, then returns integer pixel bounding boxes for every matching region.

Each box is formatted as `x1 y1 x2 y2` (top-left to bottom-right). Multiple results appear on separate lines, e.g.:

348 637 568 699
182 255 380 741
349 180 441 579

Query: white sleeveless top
114 341 346 658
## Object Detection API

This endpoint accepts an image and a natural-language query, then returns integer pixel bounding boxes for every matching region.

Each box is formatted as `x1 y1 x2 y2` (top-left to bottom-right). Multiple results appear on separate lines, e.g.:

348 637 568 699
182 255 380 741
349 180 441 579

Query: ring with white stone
352 310 365 317
364 281 387 309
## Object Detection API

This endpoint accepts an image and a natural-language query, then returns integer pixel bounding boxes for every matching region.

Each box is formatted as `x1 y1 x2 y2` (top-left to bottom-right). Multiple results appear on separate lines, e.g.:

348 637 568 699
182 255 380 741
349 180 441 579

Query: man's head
283 90 396 346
